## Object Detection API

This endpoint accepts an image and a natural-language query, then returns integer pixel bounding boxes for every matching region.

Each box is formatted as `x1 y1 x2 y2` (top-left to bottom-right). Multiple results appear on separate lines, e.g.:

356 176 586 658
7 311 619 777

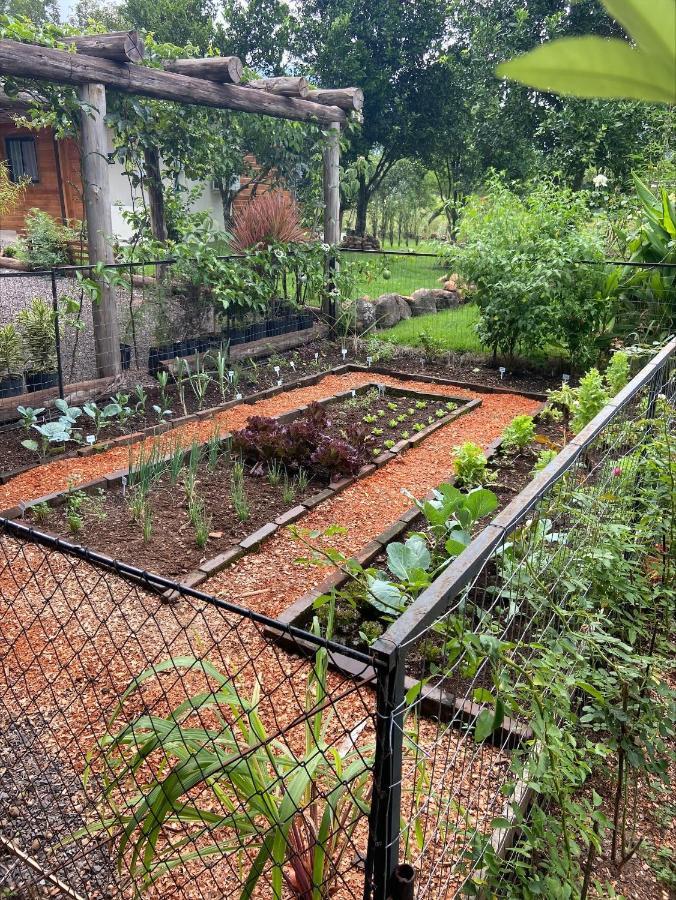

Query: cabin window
5 137 39 183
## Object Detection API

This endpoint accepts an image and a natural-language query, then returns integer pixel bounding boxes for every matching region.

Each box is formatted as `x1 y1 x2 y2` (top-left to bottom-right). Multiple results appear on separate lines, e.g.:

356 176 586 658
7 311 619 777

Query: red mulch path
0 372 540 899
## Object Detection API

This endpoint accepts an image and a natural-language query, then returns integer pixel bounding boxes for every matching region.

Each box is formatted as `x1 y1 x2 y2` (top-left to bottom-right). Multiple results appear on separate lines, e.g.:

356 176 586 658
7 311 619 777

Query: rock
353 297 376 332
31 838 41 852
373 293 411 329
8 805 19 818
411 288 460 313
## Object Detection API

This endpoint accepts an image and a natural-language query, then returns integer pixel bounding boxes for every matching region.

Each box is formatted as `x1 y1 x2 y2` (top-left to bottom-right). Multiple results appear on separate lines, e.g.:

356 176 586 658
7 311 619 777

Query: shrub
231 191 305 250
0 160 26 218
0 324 23 377
17 298 57 373
442 174 609 366
15 209 78 269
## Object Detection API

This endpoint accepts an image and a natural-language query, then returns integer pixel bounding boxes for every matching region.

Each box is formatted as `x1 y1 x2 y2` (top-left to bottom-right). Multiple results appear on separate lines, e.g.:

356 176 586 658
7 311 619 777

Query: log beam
162 56 243 84
307 87 364 112
70 31 145 63
78 82 120 377
0 40 346 124
248 76 309 98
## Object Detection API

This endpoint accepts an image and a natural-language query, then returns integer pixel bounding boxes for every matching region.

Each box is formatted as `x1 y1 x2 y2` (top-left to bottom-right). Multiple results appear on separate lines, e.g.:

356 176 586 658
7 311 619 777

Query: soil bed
27 384 469 580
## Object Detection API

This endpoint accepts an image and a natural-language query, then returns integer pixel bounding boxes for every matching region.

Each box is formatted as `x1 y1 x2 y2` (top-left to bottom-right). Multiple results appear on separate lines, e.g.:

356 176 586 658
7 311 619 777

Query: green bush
442 175 611 366
17 298 57 373
15 209 78 269
0 323 23 376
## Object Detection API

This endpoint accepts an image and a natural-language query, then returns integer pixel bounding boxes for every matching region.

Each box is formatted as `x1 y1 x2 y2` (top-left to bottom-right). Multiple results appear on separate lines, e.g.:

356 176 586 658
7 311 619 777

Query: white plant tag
121 475 127 497
86 434 96 445
499 366 506 380
341 348 347 360
235 392 243 400
366 356 373 367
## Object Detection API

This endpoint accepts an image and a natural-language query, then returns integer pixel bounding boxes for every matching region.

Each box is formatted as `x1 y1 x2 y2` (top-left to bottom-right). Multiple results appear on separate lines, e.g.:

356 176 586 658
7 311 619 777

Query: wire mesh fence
0 522 378 899
366 336 675 898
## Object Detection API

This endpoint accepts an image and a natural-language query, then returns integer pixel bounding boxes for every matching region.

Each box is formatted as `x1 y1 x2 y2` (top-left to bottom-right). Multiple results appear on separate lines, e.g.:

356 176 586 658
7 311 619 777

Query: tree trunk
356 173 369 235
143 145 168 243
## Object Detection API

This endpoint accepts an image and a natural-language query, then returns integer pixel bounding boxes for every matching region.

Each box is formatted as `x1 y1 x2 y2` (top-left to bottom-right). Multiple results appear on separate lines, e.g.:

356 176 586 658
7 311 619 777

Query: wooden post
143 145 168 242
322 121 341 320
323 121 341 246
78 82 121 377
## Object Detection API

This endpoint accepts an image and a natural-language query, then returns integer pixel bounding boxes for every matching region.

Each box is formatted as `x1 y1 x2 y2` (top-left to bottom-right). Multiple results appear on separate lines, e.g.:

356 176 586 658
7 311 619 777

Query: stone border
4 381 480 599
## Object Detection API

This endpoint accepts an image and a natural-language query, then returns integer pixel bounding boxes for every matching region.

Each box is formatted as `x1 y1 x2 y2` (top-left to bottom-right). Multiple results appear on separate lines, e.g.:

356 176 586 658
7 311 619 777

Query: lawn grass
346 251 446 300
378 304 485 354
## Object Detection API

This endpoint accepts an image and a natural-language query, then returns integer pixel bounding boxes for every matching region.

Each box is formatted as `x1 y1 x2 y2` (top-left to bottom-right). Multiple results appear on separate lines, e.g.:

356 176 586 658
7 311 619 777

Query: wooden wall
0 125 83 232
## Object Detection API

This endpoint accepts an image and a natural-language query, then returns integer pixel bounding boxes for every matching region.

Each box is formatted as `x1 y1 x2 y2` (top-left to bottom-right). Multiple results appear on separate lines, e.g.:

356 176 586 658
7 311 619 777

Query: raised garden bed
265 408 562 738
9 381 479 586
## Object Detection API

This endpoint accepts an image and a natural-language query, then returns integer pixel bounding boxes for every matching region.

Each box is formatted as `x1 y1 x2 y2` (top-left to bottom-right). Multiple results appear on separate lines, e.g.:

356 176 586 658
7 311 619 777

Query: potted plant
0 323 24 397
17 298 58 392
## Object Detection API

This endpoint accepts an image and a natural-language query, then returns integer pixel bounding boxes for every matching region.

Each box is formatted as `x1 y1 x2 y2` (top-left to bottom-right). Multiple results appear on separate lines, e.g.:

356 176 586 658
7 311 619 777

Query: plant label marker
86 434 96 445
341 348 347 360
121 475 127 498
314 352 319 361
366 356 373 367
274 366 280 376
228 370 235 382
499 366 506 380
235 392 243 400
377 383 385 399
562 373 570 384
290 361 296 370
351 390 356 397
277 379 283 387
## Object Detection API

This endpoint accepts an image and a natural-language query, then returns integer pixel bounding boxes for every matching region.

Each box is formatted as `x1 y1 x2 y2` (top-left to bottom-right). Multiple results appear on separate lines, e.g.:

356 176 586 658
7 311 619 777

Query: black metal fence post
50 268 65 400
364 642 407 900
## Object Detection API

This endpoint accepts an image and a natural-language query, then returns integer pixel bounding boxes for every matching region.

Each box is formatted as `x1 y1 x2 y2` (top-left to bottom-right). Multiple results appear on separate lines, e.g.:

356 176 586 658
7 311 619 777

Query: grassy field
346 251 446 300
378 304 485 354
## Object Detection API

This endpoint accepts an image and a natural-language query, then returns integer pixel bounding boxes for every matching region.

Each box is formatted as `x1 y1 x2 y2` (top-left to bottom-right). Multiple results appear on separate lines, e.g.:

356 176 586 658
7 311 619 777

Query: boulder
411 287 460 313
373 293 411 329
353 297 376 332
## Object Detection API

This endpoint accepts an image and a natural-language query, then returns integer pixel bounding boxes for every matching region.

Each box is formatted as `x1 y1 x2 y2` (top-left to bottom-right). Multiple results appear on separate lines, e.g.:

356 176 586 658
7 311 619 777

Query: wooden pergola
0 32 363 376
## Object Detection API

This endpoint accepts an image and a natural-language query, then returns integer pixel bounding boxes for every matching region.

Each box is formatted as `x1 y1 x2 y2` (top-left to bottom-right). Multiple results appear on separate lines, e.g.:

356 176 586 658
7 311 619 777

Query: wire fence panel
367 338 675 898
0 524 377 899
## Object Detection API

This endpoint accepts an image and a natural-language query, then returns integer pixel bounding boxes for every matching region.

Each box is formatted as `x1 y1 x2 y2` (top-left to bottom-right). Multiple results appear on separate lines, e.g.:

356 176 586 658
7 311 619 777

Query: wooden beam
0 40 345 123
70 31 145 63
162 56 243 84
323 121 341 246
248 76 309 98
78 82 121 377
307 87 364 112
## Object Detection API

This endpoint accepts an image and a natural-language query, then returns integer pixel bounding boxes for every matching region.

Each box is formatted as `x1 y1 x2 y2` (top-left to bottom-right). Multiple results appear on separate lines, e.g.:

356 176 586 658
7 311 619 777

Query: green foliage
570 367 609 433
497 0 676 105
453 442 491 488
85 638 373 895
14 208 78 269
17 298 57 373
0 323 23 377
442 175 610 365
604 350 630 396
501 415 536 453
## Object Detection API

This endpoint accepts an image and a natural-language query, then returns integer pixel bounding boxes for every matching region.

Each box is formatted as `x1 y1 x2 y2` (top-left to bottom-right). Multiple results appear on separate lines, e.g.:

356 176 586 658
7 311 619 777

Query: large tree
293 0 448 234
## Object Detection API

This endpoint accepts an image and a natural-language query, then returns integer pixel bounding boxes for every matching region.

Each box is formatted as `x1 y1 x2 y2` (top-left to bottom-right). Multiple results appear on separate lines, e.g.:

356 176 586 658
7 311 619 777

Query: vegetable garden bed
10 382 478 582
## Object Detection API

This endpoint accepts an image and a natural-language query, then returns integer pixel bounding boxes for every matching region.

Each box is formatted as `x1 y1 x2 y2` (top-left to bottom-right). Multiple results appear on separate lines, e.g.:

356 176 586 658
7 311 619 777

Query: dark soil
0 337 564 478
31 385 458 579
38 455 320 580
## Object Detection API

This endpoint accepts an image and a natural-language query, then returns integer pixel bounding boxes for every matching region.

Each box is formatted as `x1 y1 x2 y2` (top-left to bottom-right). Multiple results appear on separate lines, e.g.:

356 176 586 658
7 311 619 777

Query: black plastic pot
0 374 24 397
120 343 131 371
298 312 314 331
148 343 176 374
228 326 246 346
25 370 58 393
265 318 283 338
246 322 266 343
207 332 224 351
196 336 210 354
284 314 299 334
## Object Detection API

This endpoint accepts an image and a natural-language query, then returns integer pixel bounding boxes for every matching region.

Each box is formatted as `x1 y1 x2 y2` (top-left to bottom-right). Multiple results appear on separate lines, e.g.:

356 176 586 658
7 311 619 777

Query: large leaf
462 488 499 522
386 536 431 580
604 0 676 67
498 36 674 104
364 575 407 616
